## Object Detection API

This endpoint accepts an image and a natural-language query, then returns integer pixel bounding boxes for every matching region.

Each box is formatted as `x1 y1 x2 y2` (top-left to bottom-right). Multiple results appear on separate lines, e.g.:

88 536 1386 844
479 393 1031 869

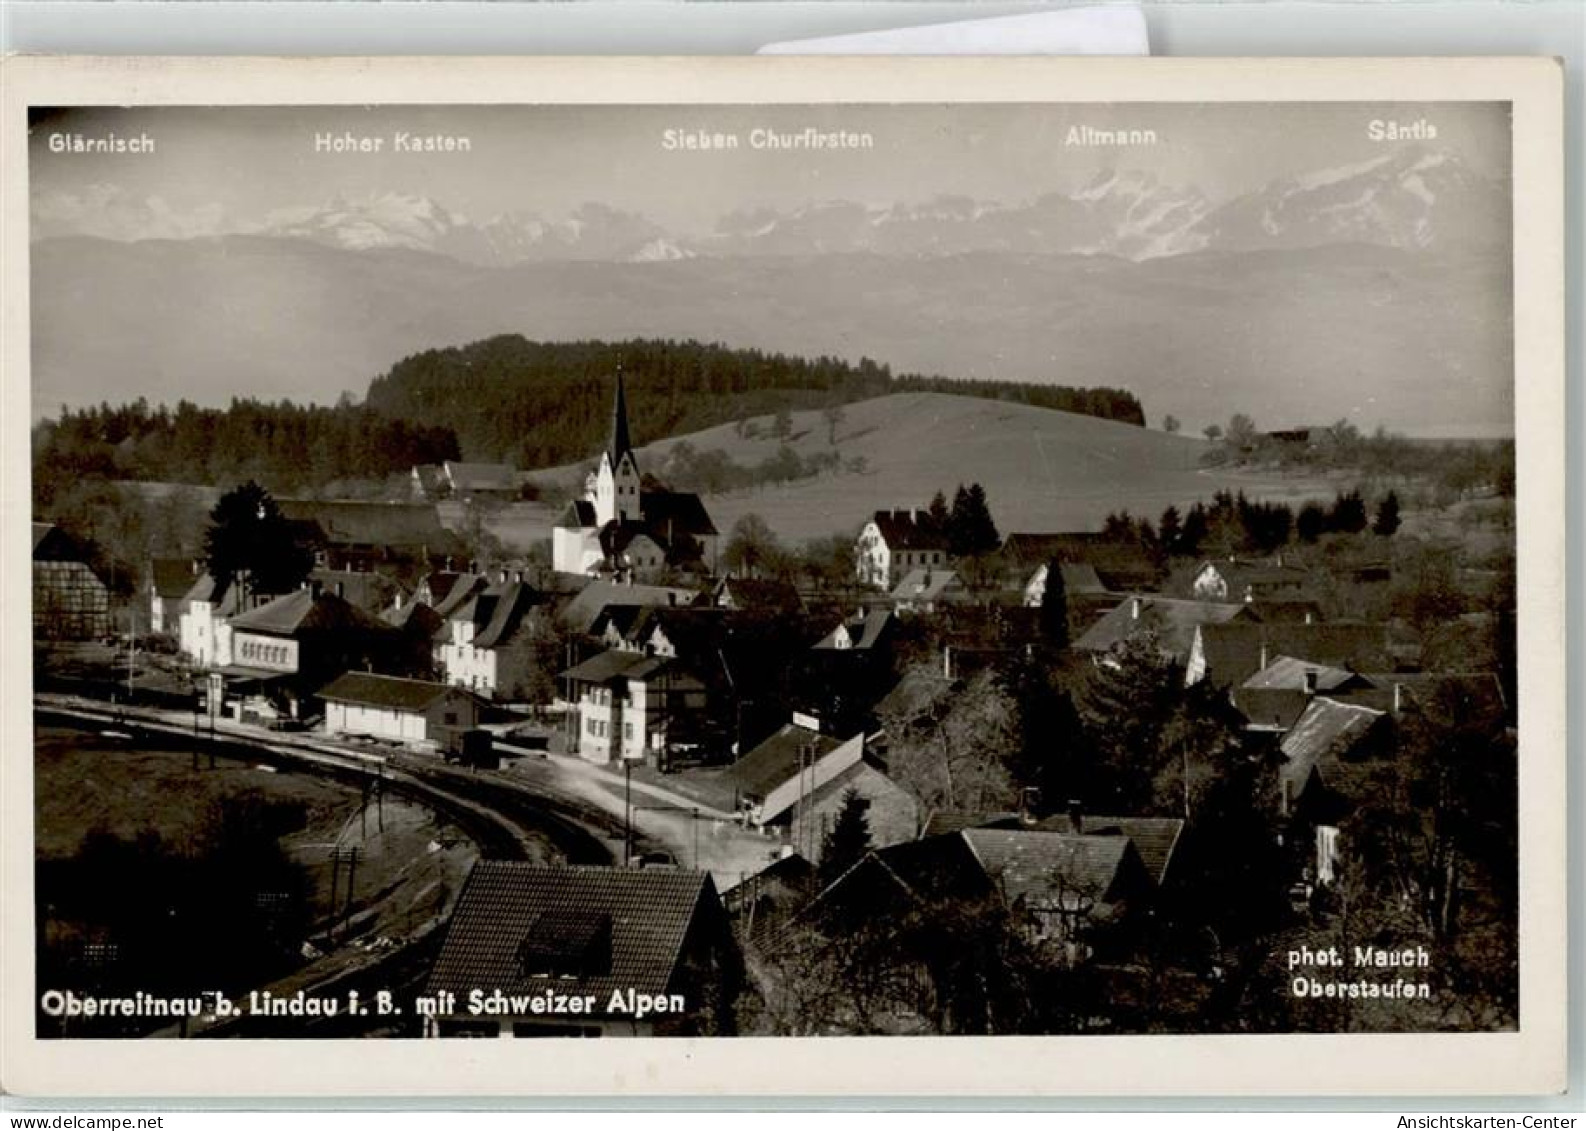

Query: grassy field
34 725 475 936
523 391 1339 545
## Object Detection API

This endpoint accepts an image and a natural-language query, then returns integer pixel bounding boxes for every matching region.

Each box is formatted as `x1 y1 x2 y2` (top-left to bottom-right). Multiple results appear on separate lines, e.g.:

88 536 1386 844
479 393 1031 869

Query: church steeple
608 368 634 466
592 368 642 527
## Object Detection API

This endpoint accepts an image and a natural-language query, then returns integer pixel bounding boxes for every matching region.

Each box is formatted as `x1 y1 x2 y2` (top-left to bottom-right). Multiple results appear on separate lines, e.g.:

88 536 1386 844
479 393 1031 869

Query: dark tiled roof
1280 697 1388 800
714 577 803 613
890 568 965 603
433 573 490 620
1195 622 1391 691
868 510 949 552
1243 655 1359 692
813 609 894 651
277 499 453 551
445 461 516 492
641 490 718 539
560 580 693 634
1075 596 1249 660
557 500 598 530
32 523 84 562
1242 599 1326 625
961 828 1142 910
228 589 389 638
1358 672 1507 721
150 558 197 598
310 567 402 614
383 600 443 637
1064 816 1183 888
318 671 468 711
729 723 845 801
424 862 714 1006
468 583 546 649
560 649 671 686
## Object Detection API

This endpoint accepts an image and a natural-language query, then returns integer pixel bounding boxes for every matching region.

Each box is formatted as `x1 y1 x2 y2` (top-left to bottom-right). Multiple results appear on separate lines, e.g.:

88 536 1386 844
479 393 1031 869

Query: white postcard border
0 55 1566 1099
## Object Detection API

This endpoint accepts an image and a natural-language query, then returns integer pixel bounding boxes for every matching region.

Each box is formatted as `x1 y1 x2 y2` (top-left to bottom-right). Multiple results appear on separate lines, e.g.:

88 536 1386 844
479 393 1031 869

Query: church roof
609 370 634 465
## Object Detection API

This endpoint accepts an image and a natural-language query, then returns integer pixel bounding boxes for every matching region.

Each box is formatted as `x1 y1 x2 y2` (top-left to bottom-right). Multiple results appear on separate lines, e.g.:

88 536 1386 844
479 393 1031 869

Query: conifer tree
819 789 873 886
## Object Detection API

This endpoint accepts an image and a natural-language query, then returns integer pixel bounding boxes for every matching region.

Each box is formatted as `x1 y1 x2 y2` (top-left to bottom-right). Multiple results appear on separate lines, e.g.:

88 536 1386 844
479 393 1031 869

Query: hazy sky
29 101 1511 235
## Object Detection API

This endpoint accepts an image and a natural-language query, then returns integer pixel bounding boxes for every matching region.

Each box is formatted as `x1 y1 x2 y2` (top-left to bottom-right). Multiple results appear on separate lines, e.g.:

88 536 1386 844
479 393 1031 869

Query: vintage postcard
0 56 1566 1098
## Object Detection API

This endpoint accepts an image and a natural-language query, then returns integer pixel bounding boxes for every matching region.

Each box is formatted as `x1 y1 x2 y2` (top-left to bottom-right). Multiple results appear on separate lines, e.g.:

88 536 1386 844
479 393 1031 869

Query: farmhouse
411 460 518 502
855 509 952 591
32 523 111 641
423 862 742 1037
1185 557 1311 604
318 671 484 746
553 373 719 577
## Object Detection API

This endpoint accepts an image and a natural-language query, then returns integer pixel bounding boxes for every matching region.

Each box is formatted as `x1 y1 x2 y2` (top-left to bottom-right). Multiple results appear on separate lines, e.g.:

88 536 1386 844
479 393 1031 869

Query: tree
722 513 781 578
771 406 794 441
1296 501 1328 543
1203 424 1223 443
1038 558 1070 649
1328 489 1369 534
947 482 1000 559
927 490 950 529
818 789 873 887
879 665 1020 816
202 480 314 601
1158 505 1183 557
1162 414 1181 434
822 403 846 446
1373 491 1402 537
1224 413 1259 453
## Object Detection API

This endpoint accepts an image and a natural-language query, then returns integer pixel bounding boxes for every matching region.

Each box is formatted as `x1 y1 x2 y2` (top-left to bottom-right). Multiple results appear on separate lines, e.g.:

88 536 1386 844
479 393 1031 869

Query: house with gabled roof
422 862 742 1037
1233 654 1373 732
33 523 111 641
916 809 1184 890
710 576 804 615
560 650 711 766
808 827 1156 966
855 509 952 590
552 373 719 578
1074 595 1253 666
1278 696 1393 887
890 567 968 614
435 581 555 701
319 671 484 747
1185 557 1311 604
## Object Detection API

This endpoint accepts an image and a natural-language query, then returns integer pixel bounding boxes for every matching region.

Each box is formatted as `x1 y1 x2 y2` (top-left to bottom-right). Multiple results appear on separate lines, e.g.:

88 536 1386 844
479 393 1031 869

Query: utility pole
623 760 633 864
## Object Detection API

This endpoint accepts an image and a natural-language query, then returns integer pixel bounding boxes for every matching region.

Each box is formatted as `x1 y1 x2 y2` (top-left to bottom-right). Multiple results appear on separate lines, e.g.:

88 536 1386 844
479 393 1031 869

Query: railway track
35 698 588 863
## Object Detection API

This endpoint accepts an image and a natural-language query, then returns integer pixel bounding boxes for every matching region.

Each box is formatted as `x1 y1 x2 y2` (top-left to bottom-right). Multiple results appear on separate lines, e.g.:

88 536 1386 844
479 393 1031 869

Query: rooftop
424 862 716 1006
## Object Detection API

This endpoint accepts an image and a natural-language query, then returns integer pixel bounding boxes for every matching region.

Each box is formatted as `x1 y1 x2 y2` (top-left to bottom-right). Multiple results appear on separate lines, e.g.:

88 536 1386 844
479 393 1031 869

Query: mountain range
33 145 1506 265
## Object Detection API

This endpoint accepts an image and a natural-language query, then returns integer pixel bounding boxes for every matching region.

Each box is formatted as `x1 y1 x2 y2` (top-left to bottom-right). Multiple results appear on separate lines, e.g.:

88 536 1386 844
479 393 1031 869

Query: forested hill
31 337 1143 502
365 337 1145 470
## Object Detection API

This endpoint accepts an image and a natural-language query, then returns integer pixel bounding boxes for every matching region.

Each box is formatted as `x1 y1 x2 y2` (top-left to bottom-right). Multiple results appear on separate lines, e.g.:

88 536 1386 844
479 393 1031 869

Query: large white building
855 509 953 590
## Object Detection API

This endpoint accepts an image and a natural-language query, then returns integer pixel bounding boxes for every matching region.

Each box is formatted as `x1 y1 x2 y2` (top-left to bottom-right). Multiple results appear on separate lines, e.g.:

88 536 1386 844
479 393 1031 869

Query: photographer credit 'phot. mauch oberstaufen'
26 96 1521 1041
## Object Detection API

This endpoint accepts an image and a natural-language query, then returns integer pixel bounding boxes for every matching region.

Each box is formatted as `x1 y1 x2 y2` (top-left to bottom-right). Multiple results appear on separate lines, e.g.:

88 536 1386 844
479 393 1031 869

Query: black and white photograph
2 56 1566 1097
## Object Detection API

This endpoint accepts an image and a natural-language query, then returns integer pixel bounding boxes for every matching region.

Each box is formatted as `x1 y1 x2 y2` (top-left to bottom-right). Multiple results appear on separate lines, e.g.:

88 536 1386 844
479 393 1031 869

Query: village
31 372 1518 1039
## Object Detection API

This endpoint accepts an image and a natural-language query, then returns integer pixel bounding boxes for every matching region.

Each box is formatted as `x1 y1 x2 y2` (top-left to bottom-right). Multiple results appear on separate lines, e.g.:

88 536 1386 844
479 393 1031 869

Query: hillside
31 236 1513 437
529 391 1336 543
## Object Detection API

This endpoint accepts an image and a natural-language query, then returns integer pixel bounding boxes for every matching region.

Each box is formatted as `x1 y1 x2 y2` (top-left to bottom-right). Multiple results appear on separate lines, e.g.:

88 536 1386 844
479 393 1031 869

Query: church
552 373 720 578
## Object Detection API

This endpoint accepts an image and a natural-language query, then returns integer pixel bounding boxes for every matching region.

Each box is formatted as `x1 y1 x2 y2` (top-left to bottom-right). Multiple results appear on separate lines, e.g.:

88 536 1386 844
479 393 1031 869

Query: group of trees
1101 487 1403 563
32 398 458 507
1202 413 1516 505
655 441 854 497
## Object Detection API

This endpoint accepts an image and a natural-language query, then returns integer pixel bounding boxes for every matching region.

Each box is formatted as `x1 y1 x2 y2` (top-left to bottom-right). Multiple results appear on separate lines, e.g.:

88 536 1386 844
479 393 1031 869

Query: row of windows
240 638 290 666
